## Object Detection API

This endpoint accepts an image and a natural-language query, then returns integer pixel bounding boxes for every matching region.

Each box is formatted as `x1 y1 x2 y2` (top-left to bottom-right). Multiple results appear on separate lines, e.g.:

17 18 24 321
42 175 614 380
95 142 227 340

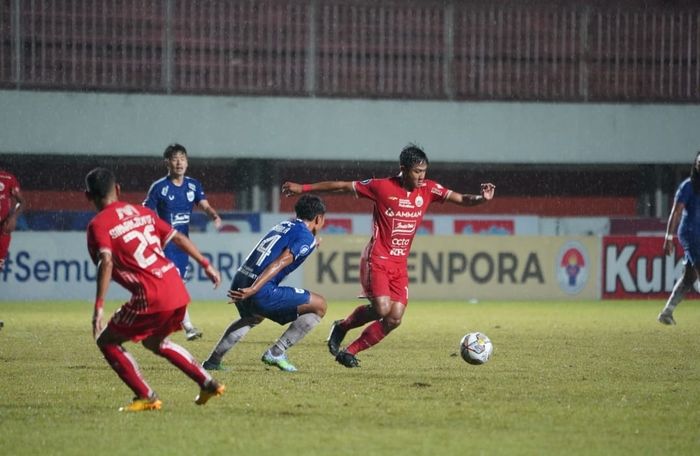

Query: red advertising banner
323 218 352 234
454 219 515 235
603 236 691 299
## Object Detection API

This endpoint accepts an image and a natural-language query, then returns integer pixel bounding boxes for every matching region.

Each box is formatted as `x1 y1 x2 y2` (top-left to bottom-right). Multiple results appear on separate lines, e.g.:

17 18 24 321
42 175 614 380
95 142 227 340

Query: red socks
346 320 388 355
340 304 377 331
155 340 210 387
100 344 153 399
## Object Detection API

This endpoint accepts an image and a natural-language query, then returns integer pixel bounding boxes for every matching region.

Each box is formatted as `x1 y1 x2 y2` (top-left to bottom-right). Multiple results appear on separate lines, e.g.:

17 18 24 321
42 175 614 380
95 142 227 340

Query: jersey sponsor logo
187 191 195 202
385 207 395 217
299 245 310 256
388 196 398 200
394 210 422 218
171 213 190 225
415 195 424 207
431 187 444 196
294 287 305 294
160 187 169 196
115 204 141 220
391 219 417 236
398 199 414 209
0 182 4 192
188 182 197 191
389 247 407 256
168 195 175 200
391 238 410 246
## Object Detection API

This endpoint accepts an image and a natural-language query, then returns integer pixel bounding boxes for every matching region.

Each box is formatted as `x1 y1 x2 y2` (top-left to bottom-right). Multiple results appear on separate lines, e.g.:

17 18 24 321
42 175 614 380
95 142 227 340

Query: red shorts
0 233 10 269
107 305 186 343
360 256 409 305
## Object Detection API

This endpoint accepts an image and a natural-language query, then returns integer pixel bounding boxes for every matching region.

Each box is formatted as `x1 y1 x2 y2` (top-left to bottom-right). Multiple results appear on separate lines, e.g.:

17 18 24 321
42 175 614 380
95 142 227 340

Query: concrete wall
1 90 699 164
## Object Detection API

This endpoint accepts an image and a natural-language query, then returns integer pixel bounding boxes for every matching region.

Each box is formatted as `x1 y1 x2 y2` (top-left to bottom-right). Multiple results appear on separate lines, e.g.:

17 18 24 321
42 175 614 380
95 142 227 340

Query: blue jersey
234 219 317 289
143 175 206 278
675 178 700 239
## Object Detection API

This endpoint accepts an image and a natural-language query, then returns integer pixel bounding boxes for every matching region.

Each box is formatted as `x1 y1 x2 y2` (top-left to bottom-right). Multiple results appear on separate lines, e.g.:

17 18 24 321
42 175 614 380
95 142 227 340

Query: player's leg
141 334 225 405
328 259 390 355
336 265 408 368
96 325 160 411
267 292 326 358
203 313 264 370
659 247 698 325
172 257 202 340
336 300 406 368
259 287 325 372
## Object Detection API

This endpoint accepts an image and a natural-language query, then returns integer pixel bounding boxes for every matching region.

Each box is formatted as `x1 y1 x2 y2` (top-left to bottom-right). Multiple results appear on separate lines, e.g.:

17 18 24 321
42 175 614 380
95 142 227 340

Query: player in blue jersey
143 143 222 340
659 151 700 325
202 194 327 372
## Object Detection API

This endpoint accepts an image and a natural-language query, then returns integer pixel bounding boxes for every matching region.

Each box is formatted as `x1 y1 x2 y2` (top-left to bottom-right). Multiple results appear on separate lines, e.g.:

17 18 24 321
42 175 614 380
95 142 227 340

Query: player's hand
282 182 301 197
228 287 255 303
213 215 223 230
204 264 221 289
92 308 104 339
480 183 496 201
663 238 675 256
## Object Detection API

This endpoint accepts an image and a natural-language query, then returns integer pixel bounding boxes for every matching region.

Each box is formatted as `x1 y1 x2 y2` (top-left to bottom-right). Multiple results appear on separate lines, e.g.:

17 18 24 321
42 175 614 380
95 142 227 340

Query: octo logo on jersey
391 219 417 236
555 240 589 294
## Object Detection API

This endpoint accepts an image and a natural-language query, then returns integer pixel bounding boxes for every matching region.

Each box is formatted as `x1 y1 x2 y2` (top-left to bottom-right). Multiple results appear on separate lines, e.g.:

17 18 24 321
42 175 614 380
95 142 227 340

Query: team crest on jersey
415 195 424 207
187 191 195 202
160 187 168 196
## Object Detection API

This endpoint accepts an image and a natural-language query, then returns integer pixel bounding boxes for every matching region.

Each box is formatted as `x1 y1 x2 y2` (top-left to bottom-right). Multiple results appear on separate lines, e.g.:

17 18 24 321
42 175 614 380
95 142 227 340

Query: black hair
692 150 700 193
163 143 187 159
85 167 116 199
295 194 326 221
399 144 429 168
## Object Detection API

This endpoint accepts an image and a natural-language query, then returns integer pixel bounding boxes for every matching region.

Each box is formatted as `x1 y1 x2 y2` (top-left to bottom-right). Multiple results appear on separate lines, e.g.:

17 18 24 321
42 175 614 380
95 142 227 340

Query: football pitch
1 299 698 455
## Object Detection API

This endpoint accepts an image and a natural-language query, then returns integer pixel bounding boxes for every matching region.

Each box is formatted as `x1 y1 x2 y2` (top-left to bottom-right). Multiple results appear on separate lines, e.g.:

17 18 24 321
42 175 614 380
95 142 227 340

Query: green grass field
1 299 699 455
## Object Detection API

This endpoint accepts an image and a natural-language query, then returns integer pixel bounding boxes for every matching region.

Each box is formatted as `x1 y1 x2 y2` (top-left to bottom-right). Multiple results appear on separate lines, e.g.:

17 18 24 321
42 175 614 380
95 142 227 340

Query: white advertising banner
0 232 303 301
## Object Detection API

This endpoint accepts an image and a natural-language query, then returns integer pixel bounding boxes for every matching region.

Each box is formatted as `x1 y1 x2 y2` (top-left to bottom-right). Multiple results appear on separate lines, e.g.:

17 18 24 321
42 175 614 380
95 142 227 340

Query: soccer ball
459 332 493 365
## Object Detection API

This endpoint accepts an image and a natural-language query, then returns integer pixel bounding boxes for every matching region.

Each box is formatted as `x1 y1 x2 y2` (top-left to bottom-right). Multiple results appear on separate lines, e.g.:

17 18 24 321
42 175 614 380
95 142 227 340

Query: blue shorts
680 236 700 268
165 244 190 280
234 282 310 325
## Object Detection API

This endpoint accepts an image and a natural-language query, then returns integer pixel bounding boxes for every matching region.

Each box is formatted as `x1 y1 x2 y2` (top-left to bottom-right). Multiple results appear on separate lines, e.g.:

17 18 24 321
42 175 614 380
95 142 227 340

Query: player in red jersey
0 168 24 272
85 167 225 411
282 145 495 368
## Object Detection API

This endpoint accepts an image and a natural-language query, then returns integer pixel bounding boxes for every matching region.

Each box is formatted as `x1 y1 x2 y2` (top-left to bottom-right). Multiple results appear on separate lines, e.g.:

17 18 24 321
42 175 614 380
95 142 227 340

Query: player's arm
228 249 294 302
170 231 221 288
142 184 158 210
663 200 684 255
445 183 496 207
2 187 25 233
282 181 354 197
197 199 222 229
92 251 113 339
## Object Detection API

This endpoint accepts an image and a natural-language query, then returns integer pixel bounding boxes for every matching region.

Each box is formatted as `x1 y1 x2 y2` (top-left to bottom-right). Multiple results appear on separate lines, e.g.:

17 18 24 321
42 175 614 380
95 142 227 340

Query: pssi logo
555 241 589 294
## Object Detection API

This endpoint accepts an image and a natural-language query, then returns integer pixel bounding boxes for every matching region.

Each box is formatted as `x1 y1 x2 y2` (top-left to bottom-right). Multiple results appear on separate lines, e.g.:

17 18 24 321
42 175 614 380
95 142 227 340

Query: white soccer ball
459 332 493 365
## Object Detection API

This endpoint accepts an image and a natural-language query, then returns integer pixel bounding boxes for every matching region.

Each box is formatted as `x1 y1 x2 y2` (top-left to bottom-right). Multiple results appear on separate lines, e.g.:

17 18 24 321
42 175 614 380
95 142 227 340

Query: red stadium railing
0 0 698 101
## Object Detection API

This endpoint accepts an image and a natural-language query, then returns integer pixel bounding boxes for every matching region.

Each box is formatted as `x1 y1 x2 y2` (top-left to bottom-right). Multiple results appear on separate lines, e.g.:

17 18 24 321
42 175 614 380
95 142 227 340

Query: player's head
691 150 700 193
163 143 189 178
295 194 326 235
85 167 119 209
399 144 429 191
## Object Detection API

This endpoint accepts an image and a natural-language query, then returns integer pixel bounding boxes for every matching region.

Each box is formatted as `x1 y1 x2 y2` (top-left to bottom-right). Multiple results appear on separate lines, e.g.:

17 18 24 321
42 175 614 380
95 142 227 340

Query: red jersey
0 170 20 223
353 176 451 263
87 201 189 314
